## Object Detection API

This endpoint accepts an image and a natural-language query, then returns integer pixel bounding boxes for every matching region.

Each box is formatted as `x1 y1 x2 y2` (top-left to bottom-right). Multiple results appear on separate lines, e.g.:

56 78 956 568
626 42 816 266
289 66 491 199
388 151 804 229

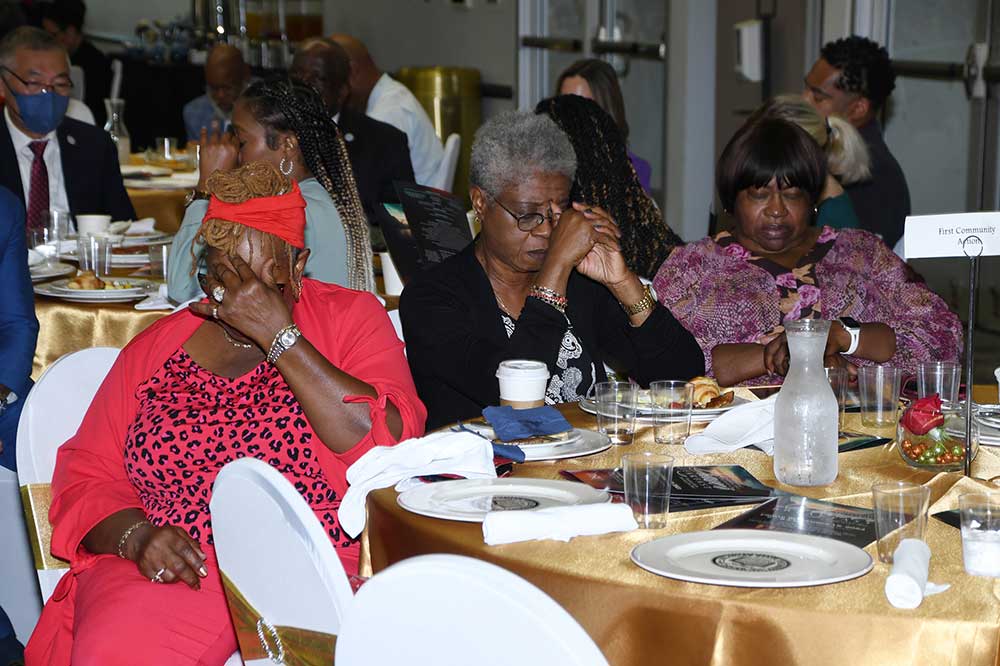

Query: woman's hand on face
130 524 208 590
573 205 632 287
196 126 239 191
190 254 294 349
546 203 623 271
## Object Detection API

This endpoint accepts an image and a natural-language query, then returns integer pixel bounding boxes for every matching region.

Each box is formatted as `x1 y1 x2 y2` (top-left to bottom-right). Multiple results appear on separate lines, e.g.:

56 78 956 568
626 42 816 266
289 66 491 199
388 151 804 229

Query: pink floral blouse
653 227 963 384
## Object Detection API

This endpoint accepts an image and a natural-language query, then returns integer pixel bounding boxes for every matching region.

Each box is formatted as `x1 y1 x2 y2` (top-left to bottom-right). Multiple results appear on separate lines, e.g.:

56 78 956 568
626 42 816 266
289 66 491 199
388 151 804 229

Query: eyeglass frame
0 65 74 96
487 193 566 232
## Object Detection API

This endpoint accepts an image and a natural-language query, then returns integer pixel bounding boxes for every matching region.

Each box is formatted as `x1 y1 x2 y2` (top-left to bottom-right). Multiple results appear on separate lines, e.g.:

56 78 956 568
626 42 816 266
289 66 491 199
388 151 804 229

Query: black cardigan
400 244 705 429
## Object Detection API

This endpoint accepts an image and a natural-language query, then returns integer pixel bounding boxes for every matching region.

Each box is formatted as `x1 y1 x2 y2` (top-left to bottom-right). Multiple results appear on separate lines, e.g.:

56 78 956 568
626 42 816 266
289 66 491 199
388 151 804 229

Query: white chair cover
0 465 38 643
211 458 353 665
14 346 120 608
336 554 609 666
430 133 461 192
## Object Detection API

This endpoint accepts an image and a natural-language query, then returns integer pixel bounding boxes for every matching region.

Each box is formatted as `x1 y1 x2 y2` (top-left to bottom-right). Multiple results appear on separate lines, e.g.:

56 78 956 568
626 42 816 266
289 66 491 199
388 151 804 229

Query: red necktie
26 140 49 232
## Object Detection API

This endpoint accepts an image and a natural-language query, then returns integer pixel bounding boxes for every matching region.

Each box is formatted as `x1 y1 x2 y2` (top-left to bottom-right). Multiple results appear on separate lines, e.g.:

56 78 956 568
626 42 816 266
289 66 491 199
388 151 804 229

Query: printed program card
904 212 1000 259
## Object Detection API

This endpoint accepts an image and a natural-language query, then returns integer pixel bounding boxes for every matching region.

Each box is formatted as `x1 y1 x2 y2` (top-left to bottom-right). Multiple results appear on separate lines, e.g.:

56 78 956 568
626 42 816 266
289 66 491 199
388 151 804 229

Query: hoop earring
279 156 293 176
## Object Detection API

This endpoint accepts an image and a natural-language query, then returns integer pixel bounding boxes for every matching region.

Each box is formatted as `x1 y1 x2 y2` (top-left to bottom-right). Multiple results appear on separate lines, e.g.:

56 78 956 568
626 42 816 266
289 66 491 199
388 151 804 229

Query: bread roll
689 376 721 408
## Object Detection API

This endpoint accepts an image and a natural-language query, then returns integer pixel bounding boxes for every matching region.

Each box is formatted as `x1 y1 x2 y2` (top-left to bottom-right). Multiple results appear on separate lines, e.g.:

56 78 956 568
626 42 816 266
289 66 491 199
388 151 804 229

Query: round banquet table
362 386 1000 666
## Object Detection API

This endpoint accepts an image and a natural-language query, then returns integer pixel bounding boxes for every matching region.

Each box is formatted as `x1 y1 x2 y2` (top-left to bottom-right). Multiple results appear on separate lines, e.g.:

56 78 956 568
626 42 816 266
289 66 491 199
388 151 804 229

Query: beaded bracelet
528 285 568 314
117 519 151 559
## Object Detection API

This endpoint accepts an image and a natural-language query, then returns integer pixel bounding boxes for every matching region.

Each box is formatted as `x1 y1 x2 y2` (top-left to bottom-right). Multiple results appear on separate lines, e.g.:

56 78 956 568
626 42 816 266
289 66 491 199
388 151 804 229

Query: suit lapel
0 119 24 207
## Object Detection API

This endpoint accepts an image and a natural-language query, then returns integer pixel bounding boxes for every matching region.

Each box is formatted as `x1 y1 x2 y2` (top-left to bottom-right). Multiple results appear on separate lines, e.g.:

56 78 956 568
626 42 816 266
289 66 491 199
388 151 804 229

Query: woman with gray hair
400 111 703 428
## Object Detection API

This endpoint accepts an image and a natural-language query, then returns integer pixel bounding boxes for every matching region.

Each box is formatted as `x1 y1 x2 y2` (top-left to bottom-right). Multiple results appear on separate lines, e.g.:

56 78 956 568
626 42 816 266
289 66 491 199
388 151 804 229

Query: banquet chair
336 554 609 666
429 133 461 192
211 458 354 665
15 347 120 606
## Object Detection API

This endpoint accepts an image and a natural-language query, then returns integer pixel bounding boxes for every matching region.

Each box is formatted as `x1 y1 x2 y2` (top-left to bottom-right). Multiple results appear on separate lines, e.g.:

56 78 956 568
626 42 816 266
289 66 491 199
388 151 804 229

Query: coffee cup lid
496 359 550 380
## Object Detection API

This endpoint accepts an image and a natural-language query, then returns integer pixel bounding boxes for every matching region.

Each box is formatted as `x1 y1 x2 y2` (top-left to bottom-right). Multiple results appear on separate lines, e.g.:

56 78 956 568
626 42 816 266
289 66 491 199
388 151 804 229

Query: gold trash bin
395 66 481 202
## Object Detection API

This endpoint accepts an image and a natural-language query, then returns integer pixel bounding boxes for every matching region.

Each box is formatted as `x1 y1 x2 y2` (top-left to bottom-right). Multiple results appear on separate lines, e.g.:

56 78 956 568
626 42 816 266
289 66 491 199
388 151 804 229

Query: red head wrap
202 180 307 249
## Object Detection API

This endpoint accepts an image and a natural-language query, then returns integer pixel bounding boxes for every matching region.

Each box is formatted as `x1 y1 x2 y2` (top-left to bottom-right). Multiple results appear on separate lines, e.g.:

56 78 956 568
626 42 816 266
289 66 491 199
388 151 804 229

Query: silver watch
266 324 301 364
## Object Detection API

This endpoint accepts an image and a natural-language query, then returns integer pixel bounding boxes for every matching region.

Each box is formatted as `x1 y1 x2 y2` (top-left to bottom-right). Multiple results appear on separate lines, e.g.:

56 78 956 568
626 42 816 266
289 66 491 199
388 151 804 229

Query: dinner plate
59 250 150 267
945 405 1000 446
122 233 171 247
120 164 172 178
578 395 750 423
630 529 873 588
458 424 611 461
34 281 149 303
47 277 152 296
397 478 611 523
30 262 76 282
123 174 199 190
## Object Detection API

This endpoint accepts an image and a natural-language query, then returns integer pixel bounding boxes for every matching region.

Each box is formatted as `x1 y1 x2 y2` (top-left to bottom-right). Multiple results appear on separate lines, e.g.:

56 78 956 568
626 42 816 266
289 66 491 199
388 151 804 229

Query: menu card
714 495 877 548
560 465 774 513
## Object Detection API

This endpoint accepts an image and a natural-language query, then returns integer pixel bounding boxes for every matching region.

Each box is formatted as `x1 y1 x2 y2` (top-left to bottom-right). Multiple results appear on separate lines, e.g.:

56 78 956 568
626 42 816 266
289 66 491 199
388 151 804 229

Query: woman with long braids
168 77 375 301
535 94 683 280
27 161 424 665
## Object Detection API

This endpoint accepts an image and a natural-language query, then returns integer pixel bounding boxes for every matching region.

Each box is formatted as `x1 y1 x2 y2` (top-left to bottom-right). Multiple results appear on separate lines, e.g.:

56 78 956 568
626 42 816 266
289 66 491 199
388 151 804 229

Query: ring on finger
151 567 167 584
212 305 219 320
212 285 226 303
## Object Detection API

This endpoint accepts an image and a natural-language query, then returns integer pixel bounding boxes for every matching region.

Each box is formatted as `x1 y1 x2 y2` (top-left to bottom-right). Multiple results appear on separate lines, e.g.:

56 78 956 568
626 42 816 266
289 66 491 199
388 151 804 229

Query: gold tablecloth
364 390 1000 666
128 188 187 234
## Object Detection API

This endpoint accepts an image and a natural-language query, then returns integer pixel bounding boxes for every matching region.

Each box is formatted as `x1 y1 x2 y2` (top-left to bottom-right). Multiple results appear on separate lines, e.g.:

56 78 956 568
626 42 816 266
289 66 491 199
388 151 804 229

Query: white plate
59 251 150 266
122 233 171 246
30 262 76 282
120 164 172 178
458 422 582 447
124 174 199 190
34 281 148 303
47 277 151 296
578 395 750 423
397 478 611 523
454 425 610 461
630 529 873 588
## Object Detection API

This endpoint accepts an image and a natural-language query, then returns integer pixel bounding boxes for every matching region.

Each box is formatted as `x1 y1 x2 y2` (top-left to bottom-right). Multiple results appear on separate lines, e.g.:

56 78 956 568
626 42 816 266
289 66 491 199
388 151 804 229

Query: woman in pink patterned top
654 118 961 386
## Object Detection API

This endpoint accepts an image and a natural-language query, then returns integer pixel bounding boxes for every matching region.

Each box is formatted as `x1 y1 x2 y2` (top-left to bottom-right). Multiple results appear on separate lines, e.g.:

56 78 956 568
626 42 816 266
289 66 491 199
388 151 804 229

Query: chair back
431 133 462 192
14 347 120 608
69 64 85 101
211 458 353 664
335 554 609 666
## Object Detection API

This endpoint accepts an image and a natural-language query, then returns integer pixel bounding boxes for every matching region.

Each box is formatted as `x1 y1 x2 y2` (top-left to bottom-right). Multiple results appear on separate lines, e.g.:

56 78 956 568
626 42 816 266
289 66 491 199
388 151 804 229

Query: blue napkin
492 443 526 463
482 405 573 442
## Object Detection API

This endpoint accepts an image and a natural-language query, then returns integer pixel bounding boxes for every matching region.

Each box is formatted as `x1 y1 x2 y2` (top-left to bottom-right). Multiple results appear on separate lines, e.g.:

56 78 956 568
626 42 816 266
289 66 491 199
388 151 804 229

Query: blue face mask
13 90 69 135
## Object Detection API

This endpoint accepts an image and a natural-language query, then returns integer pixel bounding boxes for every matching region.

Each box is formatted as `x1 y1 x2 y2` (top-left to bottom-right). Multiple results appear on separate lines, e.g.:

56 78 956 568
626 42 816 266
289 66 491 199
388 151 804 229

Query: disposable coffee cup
496 360 549 409
76 214 111 235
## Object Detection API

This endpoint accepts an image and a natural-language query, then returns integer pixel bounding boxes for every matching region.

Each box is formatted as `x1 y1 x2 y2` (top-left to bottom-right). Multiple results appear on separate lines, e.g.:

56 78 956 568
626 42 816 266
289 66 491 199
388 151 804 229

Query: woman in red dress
25 162 426 666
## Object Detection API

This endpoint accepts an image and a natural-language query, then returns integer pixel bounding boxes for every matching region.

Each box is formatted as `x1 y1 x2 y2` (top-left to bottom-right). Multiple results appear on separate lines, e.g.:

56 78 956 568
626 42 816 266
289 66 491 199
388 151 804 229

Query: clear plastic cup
595 381 637 446
917 361 961 405
959 493 1000 577
859 365 903 428
872 481 930 563
623 452 674 529
651 380 693 446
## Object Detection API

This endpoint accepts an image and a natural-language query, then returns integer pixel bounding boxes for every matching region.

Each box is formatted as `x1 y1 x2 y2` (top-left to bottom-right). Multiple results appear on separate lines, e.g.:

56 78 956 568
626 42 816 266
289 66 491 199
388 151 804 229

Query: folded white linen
126 217 157 235
134 283 173 310
885 539 950 609
340 431 497 538
685 395 776 455
483 502 636 546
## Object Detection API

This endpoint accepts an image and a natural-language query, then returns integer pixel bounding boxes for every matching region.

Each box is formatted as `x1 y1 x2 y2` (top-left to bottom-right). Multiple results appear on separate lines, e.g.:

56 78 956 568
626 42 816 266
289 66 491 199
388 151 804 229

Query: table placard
903 212 1000 259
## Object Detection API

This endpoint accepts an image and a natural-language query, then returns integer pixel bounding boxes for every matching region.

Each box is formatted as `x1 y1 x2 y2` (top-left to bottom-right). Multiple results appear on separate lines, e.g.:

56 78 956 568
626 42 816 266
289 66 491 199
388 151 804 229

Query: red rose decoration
901 394 945 436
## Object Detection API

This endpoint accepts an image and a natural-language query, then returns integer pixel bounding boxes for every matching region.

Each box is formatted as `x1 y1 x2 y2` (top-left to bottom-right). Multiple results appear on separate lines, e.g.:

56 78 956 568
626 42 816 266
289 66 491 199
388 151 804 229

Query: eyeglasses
0 66 73 96
489 194 564 232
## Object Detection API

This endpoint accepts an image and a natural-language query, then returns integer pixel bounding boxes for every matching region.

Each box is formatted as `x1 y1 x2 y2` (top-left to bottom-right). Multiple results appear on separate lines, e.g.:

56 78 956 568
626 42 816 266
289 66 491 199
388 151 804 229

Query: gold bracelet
621 285 656 316
117 519 150 559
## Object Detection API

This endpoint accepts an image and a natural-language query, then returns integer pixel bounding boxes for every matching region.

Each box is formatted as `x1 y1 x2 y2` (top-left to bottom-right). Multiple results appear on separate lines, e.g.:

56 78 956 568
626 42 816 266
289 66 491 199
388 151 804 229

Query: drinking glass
623 452 674 529
30 228 57 268
859 365 903 427
824 367 848 433
148 243 170 280
872 481 930 563
49 208 71 241
651 380 693 445
917 361 961 405
959 493 1000 577
77 234 115 277
595 381 637 446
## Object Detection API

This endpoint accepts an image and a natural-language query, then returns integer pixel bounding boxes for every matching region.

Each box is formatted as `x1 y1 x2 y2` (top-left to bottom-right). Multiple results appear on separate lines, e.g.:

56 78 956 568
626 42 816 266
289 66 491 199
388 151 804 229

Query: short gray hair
0 26 67 69
469 110 577 195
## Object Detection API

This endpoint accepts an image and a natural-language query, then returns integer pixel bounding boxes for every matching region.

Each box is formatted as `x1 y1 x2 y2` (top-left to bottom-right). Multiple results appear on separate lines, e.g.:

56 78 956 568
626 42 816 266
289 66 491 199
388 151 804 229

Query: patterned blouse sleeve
854 232 964 370
653 243 720 375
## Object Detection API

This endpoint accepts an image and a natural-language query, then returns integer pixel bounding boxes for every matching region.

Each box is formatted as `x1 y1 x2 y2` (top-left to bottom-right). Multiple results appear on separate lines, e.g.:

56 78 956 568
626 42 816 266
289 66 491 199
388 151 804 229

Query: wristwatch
184 188 210 208
266 324 302 364
838 317 862 355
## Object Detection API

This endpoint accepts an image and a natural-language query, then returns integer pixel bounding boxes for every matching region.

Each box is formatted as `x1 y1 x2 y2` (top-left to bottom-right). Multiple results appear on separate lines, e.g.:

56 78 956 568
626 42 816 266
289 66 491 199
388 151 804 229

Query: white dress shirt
366 73 443 187
4 107 70 214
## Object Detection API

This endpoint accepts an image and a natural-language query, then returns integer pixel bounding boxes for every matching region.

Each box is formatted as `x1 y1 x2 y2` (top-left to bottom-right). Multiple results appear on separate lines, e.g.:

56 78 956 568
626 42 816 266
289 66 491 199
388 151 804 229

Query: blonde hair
751 94 871 185
189 161 297 280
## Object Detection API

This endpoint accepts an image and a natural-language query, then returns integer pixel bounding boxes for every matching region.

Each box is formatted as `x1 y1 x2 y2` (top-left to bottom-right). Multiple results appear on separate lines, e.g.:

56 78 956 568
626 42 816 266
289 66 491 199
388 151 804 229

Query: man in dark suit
289 38 415 222
0 27 134 230
40 0 111 127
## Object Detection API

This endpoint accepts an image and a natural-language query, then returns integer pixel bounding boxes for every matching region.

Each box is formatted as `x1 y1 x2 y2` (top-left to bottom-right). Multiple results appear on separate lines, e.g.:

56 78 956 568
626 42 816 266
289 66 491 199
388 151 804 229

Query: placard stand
962 236 983 477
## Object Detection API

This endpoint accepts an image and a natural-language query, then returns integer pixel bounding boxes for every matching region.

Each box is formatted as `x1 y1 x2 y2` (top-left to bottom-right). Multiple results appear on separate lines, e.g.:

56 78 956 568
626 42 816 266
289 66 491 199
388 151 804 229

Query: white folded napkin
482 502 637 546
340 431 497 538
685 395 776 455
134 284 173 311
885 539 950 609
126 217 157 235
27 249 44 267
